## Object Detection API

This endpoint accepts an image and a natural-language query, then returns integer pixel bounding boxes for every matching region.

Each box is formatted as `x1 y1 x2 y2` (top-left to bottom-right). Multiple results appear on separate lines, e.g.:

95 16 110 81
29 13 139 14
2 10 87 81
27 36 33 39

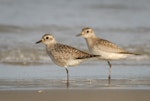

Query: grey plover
77 27 140 80
36 34 100 85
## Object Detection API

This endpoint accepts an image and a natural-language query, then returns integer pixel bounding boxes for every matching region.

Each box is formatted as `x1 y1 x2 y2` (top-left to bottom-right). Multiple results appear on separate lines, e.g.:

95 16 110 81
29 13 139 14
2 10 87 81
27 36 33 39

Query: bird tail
119 52 141 55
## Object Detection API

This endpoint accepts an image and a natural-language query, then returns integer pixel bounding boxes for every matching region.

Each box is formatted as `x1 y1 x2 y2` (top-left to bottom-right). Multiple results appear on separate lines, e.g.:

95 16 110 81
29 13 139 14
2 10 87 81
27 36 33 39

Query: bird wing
93 38 128 53
53 43 99 60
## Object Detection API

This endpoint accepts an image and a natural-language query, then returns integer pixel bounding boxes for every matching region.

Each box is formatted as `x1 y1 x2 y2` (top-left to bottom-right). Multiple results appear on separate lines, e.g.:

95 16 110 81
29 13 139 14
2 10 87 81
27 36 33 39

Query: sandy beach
0 89 150 101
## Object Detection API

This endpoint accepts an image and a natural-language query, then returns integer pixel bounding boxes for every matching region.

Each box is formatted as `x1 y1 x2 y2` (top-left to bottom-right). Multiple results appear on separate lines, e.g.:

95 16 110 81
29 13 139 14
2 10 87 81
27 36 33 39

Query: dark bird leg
65 68 69 88
107 61 112 84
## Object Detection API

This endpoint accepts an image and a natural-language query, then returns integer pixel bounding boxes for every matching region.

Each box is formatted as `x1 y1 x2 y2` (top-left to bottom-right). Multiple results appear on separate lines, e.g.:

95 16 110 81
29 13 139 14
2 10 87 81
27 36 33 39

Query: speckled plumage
46 43 99 67
87 37 127 53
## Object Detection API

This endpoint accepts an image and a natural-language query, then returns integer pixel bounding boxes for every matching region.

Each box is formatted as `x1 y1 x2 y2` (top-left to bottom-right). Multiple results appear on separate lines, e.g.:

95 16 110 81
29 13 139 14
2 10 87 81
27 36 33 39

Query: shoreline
0 89 150 101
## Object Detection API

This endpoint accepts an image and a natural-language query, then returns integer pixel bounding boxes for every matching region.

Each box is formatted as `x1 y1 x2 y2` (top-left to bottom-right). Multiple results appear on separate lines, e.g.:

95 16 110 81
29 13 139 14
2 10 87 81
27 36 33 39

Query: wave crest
0 46 149 65
0 47 50 65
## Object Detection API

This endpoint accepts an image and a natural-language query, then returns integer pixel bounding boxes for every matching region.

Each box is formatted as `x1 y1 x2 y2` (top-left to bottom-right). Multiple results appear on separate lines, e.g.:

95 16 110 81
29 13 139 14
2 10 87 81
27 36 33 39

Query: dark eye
46 37 49 39
86 30 89 33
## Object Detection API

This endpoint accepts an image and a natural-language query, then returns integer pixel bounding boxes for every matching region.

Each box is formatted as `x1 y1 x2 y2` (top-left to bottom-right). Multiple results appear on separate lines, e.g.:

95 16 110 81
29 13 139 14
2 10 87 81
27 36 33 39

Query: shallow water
0 0 150 90
0 60 150 90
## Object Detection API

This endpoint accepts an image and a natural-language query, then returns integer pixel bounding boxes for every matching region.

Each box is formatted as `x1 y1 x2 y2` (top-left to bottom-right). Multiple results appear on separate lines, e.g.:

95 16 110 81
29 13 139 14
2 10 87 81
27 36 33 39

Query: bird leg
107 61 112 81
65 68 69 87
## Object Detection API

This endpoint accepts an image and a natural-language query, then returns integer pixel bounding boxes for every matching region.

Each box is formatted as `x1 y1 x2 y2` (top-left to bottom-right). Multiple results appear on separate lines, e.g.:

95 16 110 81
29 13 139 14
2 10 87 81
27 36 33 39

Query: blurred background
0 0 150 89
0 0 150 64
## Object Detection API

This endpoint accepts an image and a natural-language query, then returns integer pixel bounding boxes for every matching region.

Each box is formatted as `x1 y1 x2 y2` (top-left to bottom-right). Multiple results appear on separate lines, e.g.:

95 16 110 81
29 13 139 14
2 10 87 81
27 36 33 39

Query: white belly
91 50 128 60
50 55 83 67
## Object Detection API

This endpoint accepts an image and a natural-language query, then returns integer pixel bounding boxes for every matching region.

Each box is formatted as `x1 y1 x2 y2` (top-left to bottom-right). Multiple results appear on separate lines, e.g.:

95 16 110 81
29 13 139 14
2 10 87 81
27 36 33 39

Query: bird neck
85 37 95 51
46 41 57 50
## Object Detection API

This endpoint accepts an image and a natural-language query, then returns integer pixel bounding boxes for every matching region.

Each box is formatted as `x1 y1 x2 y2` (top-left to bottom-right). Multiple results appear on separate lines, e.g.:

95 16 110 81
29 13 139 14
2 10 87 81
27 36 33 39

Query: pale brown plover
36 34 100 86
77 27 140 81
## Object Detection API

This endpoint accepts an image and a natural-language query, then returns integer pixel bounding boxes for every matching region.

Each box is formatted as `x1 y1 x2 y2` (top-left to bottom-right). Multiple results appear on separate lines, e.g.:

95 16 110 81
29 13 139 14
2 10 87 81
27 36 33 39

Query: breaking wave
0 45 149 65
0 24 150 65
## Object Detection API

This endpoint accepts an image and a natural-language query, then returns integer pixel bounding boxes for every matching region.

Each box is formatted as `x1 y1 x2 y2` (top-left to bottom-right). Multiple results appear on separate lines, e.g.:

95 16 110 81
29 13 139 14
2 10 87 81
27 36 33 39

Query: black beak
76 33 82 37
36 40 42 44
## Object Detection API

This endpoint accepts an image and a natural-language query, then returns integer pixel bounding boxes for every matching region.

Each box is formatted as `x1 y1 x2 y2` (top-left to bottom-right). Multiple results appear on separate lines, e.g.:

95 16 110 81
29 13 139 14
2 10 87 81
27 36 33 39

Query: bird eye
46 37 49 39
86 30 89 33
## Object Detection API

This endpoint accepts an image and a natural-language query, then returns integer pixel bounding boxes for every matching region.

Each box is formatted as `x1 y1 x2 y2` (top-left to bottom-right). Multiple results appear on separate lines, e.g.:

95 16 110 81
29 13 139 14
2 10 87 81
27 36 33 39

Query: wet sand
0 89 150 101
